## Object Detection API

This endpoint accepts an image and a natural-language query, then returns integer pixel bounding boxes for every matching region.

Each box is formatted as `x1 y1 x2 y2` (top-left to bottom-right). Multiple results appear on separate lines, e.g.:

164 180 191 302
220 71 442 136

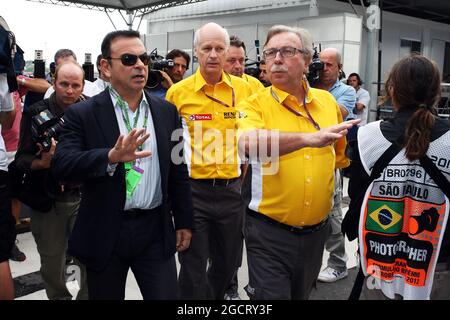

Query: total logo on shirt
189 114 213 121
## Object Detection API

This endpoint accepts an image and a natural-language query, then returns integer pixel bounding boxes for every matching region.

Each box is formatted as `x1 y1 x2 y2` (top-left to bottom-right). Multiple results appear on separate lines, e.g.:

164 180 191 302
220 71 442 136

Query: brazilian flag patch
366 199 404 234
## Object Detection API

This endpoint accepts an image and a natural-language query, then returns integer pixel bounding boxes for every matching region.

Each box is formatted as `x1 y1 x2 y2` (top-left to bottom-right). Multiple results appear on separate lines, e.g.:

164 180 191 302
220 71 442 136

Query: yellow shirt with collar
236 82 349 226
166 68 252 179
242 74 264 95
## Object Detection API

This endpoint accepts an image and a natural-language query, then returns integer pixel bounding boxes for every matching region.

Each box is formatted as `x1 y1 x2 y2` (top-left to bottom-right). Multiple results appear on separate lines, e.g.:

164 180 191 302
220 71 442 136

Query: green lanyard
109 87 149 169
109 87 149 148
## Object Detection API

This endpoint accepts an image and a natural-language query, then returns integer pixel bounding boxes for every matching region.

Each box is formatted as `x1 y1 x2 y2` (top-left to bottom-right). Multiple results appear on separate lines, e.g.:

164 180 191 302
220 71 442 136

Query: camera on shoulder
146 49 174 89
31 109 65 152
307 45 324 87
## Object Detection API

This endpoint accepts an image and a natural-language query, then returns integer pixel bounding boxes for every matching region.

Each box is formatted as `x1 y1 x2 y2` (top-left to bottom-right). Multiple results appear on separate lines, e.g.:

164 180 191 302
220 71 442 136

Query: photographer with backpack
343 54 450 300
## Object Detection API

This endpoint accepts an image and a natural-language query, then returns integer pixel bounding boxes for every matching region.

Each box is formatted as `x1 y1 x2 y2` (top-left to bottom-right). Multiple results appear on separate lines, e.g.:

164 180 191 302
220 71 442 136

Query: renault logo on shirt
189 114 213 121
223 111 247 119
224 112 236 119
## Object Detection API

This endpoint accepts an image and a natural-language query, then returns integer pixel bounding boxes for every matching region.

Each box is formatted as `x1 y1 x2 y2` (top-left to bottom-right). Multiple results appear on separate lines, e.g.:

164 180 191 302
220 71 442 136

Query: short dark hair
348 72 362 85
96 54 103 67
54 49 76 64
229 35 246 53
166 49 190 67
101 30 141 60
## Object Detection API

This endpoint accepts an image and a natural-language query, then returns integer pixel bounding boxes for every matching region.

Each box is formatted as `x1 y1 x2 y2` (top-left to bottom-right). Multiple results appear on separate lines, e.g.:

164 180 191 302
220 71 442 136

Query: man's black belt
247 208 328 235
123 206 161 217
194 178 239 187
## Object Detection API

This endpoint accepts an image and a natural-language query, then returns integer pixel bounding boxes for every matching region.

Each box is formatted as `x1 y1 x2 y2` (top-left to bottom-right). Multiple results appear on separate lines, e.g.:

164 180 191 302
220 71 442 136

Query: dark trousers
245 211 330 300
86 207 177 300
178 179 244 300
0 170 15 263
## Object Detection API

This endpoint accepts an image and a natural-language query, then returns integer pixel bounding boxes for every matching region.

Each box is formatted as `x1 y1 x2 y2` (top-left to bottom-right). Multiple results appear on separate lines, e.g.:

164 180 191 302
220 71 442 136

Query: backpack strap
420 156 450 200
369 142 402 180
349 141 402 300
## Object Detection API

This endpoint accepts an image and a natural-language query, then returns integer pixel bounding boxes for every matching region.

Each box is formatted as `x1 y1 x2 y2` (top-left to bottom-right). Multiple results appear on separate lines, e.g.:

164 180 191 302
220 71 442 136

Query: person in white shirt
44 49 100 98
93 54 109 93
347 72 371 126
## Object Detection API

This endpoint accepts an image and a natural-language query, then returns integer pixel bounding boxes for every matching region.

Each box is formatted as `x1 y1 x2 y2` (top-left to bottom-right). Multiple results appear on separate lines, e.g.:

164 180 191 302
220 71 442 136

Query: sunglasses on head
107 53 150 66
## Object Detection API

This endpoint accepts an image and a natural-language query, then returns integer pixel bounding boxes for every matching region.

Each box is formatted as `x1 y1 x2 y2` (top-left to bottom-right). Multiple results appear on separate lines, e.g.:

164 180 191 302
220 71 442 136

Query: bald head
194 22 230 49
319 48 342 67
194 22 230 84
54 62 84 82
53 62 85 109
319 47 342 87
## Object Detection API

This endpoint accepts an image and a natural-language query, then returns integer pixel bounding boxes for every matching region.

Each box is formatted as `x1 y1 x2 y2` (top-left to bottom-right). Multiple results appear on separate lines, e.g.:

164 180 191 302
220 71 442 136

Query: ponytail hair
384 54 441 161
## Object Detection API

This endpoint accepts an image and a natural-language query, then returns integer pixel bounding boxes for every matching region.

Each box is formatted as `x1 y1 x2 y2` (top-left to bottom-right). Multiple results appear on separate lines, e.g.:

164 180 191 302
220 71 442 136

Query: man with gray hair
166 22 251 299
314 47 356 284
236 25 358 299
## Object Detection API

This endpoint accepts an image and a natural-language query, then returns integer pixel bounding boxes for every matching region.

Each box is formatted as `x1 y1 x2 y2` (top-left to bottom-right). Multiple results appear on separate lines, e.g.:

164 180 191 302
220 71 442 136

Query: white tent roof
27 0 205 14
27 0 205 29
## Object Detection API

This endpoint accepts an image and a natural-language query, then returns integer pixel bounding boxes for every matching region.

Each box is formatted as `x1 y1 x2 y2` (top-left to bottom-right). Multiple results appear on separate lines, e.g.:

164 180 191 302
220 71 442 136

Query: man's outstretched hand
108 128 151 164
308 119 361 148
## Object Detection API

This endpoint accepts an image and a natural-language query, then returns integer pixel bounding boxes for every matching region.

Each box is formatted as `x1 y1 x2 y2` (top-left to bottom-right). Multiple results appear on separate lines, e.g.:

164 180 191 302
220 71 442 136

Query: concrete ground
10 178 358 300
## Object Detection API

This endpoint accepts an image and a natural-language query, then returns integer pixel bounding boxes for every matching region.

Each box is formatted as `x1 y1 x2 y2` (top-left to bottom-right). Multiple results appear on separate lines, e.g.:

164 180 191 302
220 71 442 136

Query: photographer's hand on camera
31 138 56 170
159 70 174 89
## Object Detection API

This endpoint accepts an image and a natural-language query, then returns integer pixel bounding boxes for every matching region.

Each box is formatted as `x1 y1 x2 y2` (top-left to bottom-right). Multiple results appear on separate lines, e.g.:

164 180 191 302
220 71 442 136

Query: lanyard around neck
201 74 235 108
110 87 149 133
270 87 321 131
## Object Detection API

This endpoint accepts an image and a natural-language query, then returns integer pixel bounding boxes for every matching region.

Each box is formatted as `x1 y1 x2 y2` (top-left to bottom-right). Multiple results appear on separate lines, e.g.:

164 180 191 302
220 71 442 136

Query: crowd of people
1 16 449 301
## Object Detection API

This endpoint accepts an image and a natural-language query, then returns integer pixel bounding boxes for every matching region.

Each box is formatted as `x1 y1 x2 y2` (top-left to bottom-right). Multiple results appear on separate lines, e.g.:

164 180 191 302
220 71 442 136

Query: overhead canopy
338 0 450 24
27 0 206 29
27 0 205 13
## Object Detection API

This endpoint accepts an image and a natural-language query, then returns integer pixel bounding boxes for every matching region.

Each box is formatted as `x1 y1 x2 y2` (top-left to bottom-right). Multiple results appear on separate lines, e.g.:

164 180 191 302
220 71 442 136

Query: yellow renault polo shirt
242 73 264 95
236 82 349 226
166 68 251 179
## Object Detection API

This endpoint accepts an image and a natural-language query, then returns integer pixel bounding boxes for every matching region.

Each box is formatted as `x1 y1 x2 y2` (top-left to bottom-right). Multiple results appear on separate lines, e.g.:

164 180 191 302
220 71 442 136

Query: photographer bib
357 121 450 300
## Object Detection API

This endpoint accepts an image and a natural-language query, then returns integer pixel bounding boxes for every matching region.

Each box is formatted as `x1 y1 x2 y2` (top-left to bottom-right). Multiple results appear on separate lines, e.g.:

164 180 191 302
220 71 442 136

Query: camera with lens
244 60 260 79
409 207 439 235
307 46 324 87
146 50 174 89
31 109 65 152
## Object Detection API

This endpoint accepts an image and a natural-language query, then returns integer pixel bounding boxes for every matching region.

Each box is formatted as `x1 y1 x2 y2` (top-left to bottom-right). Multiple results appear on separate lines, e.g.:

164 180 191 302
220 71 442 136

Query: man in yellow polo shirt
224 35 264 95
236 25 359 300
166 22 251 300
222 34 264 300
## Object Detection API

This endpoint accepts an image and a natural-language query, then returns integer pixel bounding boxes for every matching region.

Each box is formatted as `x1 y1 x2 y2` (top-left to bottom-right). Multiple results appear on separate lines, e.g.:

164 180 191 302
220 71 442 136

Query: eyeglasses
262 46 306 60
107 53 151 66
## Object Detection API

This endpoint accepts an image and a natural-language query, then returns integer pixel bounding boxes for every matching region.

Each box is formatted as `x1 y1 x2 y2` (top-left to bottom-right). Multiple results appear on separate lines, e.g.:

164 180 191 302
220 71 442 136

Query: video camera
306 45 323 87
31 109 65 152
146 49 174 89
244 39 261 80
34 49 46 79
244 60 260 79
